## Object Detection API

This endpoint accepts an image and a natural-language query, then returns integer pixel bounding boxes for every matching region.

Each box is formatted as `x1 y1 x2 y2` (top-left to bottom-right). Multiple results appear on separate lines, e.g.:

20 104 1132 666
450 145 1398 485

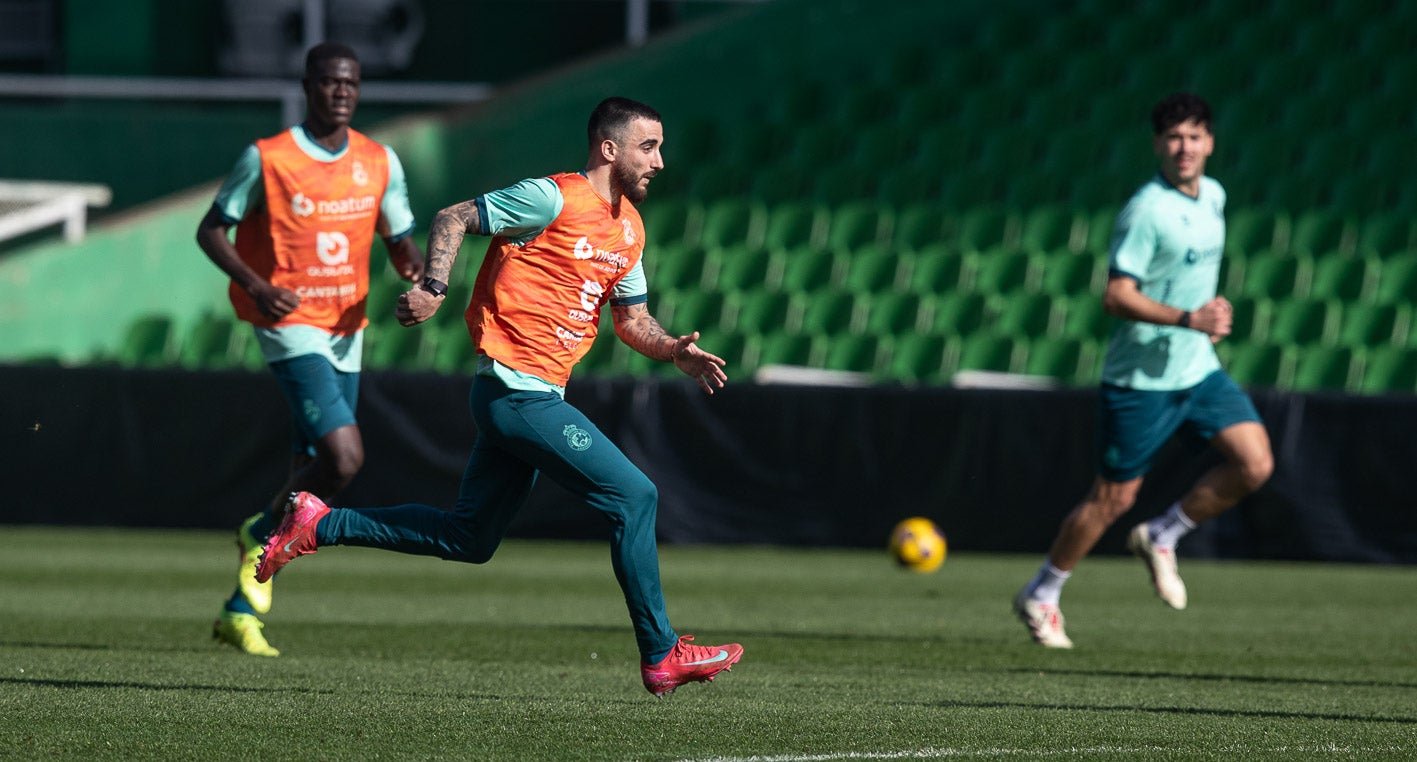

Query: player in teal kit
1014 93 1274 648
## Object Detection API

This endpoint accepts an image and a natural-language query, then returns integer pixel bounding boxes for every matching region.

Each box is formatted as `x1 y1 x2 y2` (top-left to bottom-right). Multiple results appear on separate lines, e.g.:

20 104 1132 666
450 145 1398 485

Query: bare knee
317 428 364 490
1086 478 1141 523
1235 451 1273 494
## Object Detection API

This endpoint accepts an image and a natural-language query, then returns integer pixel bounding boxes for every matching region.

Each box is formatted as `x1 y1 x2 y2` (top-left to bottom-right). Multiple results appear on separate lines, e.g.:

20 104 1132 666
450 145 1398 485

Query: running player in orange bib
254 97 743 697
197 42 424 657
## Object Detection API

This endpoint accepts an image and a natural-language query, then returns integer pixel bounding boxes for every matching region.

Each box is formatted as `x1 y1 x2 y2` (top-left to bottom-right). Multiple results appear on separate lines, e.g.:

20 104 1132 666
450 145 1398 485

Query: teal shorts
269 354 360 456
1097 370 1261 482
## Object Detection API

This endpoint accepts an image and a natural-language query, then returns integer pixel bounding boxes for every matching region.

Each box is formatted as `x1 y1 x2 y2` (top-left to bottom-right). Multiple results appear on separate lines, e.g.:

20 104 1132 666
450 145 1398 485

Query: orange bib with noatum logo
466 172 645 386
232 128 390 334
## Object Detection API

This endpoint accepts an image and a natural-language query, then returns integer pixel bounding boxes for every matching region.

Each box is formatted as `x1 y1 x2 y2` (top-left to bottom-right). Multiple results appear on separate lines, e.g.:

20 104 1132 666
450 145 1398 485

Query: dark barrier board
2 365 1414 563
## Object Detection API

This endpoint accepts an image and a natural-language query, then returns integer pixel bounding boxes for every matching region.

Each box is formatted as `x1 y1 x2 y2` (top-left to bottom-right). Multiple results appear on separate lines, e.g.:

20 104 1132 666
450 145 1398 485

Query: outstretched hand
671 331 727 395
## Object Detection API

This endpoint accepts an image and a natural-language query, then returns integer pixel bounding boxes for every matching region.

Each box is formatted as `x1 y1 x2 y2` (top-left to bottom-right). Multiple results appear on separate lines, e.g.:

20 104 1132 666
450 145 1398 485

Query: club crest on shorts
563 424 592 451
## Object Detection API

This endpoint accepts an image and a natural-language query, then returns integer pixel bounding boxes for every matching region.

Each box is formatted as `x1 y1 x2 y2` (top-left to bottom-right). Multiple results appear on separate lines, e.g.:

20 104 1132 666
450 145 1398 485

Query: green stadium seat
1240 251 1311 300
955 205 1017 252
796 289 861 335
972 250 1037 294
1037 125 1109 182
1329 175 1393 215
1126 55 1186 95
1024 337 1098 386
822 334 885 373
863 291 927 335
728 289 796 335
907 244 973 294
876 168 940 208
1374 253 1417 304
1057 294 1113 342
1038 250 1105 296
1227 209 1289 256
1336 302 1408 348
650 244 713 291
763 201 829 250
705 331 751 376
1297 134 1362 188
1290 346 1361 392
1085 207 1119 253
990 292 1057 337
809 163 876 206
841 244 903 293
789 122 844 168
875 44 935 89
117 314 177 368
750 162 811 205
955 334 1024 374
1267 299 1338 347
1355 212 1414 259
1018 206 1084 254
610 338 662 378
777 80 830 123
698 198 767 250
898 85 953 133
778 246 841 294
885 333 953 384
929 292 988 337
1223 343 1292 390
1266 179 1324 213
892 202 952 251
663 289 728 334
642 198 702 249
1218 250 1245 294
1229 296 1271 344
1308 254 1376 302
179 316 242 370
837 84 895 125
727 121 790 165
852 123 910 168
754 332 820 368
689 163 750 199
714 245 777 292
827 201 889 250
1289 210 1356 257
1358 346 1417 394
914 122 975 172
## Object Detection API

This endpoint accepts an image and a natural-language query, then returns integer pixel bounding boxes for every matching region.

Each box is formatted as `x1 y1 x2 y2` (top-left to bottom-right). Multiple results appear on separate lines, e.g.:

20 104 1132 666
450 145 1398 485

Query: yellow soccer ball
889 517 947 573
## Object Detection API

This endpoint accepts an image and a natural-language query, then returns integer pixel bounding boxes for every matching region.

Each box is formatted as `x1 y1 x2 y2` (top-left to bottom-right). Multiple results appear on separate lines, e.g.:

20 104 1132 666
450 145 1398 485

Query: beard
613 163 650 204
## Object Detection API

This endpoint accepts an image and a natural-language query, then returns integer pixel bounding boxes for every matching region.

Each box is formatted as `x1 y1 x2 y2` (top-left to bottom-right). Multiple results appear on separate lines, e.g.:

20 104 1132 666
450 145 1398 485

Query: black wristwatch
1177 310 1192 328
420 277 448 297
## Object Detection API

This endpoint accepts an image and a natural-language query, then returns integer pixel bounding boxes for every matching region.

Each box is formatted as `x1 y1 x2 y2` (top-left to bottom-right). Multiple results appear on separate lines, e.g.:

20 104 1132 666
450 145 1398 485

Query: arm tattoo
613 303 675 361
426 200 481 283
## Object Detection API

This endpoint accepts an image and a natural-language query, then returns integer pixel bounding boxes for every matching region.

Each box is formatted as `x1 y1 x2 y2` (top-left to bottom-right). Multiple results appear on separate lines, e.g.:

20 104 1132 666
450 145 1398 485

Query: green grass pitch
1 526 1414 760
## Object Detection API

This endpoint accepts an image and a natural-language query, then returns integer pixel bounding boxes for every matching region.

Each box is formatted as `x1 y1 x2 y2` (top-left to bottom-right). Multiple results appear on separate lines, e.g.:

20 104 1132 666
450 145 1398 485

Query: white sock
1027 562 1071 606
1147 502 1197 550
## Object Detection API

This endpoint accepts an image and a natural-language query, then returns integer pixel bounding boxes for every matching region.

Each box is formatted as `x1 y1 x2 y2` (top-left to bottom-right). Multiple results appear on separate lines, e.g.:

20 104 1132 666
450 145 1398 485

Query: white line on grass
667 746 1411 762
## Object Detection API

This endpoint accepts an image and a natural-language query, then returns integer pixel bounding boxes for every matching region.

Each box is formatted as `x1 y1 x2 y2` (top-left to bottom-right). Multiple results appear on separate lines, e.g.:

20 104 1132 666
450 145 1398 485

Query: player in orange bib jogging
197 42 424 657
254 97 743 697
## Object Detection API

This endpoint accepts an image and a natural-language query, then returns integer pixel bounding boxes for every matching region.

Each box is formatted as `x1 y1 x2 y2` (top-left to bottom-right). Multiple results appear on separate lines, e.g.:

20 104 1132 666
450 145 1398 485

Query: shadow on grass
0 675 336 694
1001 666 1417 691
915 698 1417 725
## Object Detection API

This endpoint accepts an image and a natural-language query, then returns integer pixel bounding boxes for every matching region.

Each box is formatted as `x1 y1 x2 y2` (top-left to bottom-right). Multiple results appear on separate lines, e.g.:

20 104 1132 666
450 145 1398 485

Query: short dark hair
587 97 662 147
305 42 359 76
1151 92 1212 134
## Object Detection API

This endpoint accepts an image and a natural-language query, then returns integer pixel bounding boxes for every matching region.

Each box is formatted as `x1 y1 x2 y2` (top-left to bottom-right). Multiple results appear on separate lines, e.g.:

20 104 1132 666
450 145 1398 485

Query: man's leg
1129 373 1273 608
216 357 360 655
